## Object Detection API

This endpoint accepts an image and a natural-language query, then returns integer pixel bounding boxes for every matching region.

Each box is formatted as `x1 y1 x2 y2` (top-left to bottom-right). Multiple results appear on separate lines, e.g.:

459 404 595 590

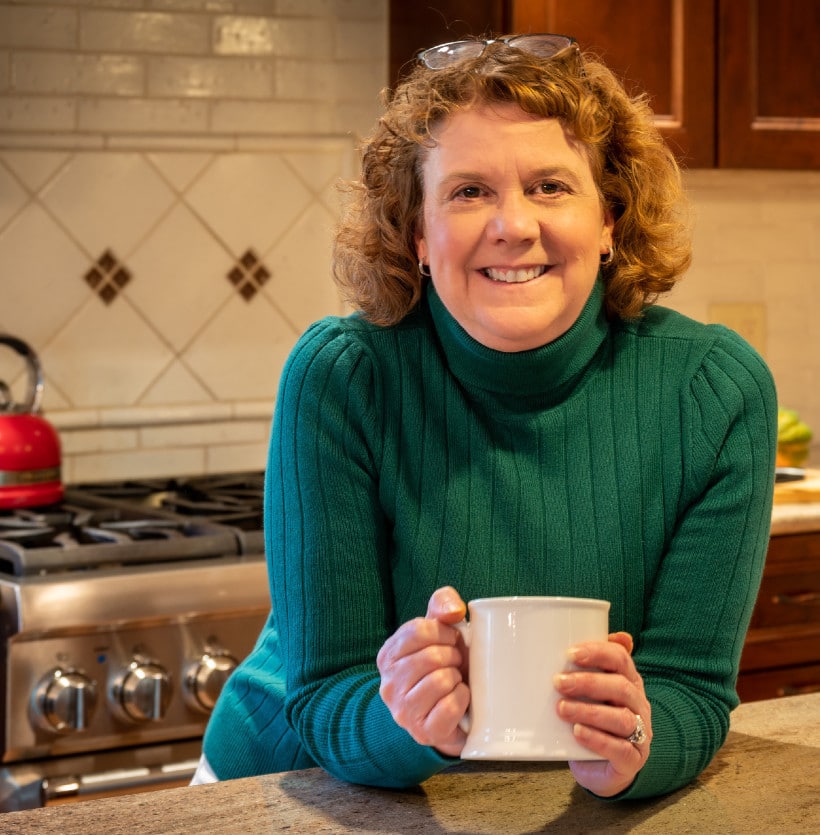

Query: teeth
483 266 546 283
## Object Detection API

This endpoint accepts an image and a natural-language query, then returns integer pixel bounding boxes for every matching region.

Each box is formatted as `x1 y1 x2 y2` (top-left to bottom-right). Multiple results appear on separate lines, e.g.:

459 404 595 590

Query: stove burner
0 472 265 577
71 473 265 530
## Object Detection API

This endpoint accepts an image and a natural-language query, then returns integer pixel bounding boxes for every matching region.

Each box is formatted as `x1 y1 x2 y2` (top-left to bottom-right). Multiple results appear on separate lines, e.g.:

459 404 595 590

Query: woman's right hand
376 586 470 757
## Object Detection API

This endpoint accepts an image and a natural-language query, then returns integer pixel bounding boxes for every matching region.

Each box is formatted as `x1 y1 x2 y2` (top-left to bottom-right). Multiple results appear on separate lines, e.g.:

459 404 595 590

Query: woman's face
415 103 614 352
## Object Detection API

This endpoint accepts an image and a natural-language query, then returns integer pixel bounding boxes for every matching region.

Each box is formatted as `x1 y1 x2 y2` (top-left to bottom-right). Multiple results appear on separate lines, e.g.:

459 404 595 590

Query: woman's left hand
553 631 652 797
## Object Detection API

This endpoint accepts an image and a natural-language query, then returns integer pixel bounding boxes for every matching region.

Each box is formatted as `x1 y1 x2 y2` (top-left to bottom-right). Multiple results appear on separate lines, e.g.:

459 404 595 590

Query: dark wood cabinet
388 1 508 86
509 0 715 168
389 1 820 169
738 532 820 702
717 0 820 168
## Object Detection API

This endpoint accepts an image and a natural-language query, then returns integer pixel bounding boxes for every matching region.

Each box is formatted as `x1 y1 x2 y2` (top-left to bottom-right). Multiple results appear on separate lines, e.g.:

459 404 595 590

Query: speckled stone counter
3 693 818 834
771 501 820 536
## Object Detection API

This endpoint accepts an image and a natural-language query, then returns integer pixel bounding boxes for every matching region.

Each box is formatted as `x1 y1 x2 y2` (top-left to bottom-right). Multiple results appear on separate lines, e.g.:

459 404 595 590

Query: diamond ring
627 713 647 745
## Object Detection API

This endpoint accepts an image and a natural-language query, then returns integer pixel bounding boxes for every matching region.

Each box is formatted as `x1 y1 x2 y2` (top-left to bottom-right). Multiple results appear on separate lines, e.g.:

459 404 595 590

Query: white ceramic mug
456 595 610 761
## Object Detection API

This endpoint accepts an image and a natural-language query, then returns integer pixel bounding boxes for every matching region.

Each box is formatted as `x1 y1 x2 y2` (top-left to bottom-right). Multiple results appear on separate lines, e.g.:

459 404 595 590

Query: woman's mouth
480 266 548 283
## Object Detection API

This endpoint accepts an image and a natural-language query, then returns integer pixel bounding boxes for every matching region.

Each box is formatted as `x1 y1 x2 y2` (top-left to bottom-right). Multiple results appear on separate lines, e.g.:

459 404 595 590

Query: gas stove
0 473 270 811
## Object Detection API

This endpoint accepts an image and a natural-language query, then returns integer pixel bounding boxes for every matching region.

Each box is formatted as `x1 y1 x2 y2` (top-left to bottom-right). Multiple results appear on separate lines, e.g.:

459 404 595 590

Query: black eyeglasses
416 33 578 70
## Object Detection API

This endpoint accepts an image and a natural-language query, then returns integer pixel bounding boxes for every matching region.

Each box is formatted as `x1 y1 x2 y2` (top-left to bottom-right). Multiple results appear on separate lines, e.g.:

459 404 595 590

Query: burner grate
0 504 242 577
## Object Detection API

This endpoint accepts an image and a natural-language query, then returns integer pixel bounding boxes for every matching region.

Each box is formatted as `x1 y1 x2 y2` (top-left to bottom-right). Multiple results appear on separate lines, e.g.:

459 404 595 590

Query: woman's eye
454 185 483 199
537 181 564 195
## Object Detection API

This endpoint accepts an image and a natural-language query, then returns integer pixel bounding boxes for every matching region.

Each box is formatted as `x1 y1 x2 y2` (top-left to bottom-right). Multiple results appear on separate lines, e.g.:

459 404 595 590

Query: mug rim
468 595 610 609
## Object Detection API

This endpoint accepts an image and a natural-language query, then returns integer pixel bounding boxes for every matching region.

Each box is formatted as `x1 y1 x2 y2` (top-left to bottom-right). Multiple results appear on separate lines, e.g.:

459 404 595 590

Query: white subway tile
140 418 266 448
0 50 9 91
274 56 382 102
206 441 268 473
273 0 335 17
334 0 387 21
213 16 333 57
78 96 209 132
331 99 383 139
334 19 386 60
12 52 144 95
59 426 140 454
148 55 274 98
69 446 206 482
150 0 233 10
80 9 210 54
0 131 104 149
275 0 385 20
0 95 76 131
0 6 78 49
209 98 336 133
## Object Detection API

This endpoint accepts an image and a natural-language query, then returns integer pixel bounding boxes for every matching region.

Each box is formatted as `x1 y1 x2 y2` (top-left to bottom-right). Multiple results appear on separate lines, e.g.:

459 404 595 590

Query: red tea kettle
0 335 63 508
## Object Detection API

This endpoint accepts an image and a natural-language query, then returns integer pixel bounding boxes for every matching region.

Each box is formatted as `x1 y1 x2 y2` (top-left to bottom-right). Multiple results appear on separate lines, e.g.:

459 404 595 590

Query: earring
600 244 615 265
418 259 432 278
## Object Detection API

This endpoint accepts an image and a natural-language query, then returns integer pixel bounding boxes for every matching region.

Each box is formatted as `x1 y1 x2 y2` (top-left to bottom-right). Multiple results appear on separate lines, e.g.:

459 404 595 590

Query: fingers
425 585 467 623
376 587 470 757
553 633 653 796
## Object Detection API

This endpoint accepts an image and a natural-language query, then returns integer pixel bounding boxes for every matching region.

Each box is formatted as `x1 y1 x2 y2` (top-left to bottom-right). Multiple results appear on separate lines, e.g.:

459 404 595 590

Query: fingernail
553 673 573 691
567 647 587 664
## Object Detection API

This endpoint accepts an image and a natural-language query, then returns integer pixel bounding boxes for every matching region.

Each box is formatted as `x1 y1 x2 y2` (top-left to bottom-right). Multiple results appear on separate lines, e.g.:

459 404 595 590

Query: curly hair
333 40 692 325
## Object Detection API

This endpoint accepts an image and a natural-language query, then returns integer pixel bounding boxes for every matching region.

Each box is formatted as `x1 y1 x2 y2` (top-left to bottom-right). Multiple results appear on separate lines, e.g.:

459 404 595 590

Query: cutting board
773 468 820 503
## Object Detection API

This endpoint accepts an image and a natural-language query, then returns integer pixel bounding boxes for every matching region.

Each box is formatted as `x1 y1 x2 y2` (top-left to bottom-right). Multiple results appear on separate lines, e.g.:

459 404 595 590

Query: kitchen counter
771 501 820 536
3 693 818 834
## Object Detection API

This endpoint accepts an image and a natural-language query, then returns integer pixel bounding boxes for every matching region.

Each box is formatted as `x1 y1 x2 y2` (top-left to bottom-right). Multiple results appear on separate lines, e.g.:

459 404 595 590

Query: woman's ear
414 228 427 265
600 208 615 255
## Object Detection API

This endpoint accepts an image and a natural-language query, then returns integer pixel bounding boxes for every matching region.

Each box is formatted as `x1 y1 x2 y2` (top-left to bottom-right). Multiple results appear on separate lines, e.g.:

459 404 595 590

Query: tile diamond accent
227 248 270 301
84 249 132 304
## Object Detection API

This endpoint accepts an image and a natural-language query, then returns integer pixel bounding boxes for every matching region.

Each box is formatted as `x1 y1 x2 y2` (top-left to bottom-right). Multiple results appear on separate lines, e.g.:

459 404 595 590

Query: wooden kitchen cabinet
389 1 820 169
738 532 820 702
509 0 715 167
717 0 820 168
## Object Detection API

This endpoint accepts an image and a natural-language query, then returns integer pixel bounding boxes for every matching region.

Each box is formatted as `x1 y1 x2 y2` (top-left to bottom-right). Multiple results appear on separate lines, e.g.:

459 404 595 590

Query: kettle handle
0 335 44 413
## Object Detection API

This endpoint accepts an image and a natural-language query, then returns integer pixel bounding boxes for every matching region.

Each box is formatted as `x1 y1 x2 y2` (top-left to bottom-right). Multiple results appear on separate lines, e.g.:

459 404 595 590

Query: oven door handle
44 759 199 803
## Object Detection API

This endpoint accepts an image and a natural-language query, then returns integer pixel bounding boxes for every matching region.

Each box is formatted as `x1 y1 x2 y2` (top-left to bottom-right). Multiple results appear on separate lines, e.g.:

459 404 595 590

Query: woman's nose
487 192 540 243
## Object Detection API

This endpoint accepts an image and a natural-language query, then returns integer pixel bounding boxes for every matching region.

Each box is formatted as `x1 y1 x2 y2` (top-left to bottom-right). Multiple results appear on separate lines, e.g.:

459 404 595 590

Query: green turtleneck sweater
203 280 777 800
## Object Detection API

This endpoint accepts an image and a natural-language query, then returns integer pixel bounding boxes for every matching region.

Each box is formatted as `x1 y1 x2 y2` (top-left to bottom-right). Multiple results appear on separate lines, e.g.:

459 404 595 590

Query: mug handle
454 619 471 733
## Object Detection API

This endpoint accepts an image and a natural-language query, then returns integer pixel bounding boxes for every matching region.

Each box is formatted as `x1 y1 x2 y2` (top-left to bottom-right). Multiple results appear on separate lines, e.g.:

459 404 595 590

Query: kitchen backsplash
2 2 819 482
0 0 386 482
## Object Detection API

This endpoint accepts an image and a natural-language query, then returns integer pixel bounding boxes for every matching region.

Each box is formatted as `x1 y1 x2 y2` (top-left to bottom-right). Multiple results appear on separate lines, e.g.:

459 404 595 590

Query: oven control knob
32 668 98 734
111 659 172 722
184 651 238 713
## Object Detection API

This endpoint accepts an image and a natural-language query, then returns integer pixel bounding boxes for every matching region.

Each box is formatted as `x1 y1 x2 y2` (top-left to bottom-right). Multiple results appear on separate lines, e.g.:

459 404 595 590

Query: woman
197 34 777 799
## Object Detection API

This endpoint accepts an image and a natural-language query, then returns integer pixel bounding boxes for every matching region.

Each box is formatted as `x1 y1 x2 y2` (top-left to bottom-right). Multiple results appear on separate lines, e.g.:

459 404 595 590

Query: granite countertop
771 501 820 536
4 693 818 834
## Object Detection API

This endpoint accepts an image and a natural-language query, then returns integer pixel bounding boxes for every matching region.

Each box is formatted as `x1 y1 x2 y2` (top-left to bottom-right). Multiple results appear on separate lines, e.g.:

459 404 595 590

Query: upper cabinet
389 1 820 170
717 0 820 169
388 1 508 87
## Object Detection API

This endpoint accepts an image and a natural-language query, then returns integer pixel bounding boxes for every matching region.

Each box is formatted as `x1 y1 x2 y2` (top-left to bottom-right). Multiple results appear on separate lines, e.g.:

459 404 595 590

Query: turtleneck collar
426 278 610 404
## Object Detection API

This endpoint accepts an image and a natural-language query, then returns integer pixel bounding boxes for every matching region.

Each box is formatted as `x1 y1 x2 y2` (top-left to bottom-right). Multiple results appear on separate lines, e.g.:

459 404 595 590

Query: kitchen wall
0 0 386 482
673 168 820 462
1 2 818 482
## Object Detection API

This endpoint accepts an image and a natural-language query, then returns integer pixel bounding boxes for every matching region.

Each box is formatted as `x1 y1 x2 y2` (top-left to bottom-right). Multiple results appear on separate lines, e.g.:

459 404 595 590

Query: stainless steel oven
0 473 269 811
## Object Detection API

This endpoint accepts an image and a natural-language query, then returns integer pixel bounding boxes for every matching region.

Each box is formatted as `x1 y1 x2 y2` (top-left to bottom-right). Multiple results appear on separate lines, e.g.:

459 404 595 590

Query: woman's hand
376 586 470 757
554 631 653 797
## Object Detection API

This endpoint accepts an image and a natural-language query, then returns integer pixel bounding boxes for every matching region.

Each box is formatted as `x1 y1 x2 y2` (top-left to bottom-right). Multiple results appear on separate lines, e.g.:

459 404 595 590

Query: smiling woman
414 106 613 351
198 34 777 803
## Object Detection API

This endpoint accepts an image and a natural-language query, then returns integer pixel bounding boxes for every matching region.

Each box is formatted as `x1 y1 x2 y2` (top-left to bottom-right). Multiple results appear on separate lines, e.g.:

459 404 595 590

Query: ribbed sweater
203 278 777 800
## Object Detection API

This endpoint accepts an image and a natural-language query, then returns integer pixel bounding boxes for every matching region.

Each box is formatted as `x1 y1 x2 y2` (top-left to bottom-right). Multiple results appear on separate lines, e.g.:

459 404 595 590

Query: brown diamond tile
84 249 133 304
226 248 273 302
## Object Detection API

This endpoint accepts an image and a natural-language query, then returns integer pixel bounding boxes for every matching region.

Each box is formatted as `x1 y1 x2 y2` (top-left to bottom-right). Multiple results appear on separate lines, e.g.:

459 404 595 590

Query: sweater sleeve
620 326 777 799
266 319 452 788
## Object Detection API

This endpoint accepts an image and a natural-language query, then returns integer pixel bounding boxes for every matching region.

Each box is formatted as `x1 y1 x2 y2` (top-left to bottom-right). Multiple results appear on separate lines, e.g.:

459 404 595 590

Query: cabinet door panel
718 0 820 168
511 0 716 166
389 1 508 85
